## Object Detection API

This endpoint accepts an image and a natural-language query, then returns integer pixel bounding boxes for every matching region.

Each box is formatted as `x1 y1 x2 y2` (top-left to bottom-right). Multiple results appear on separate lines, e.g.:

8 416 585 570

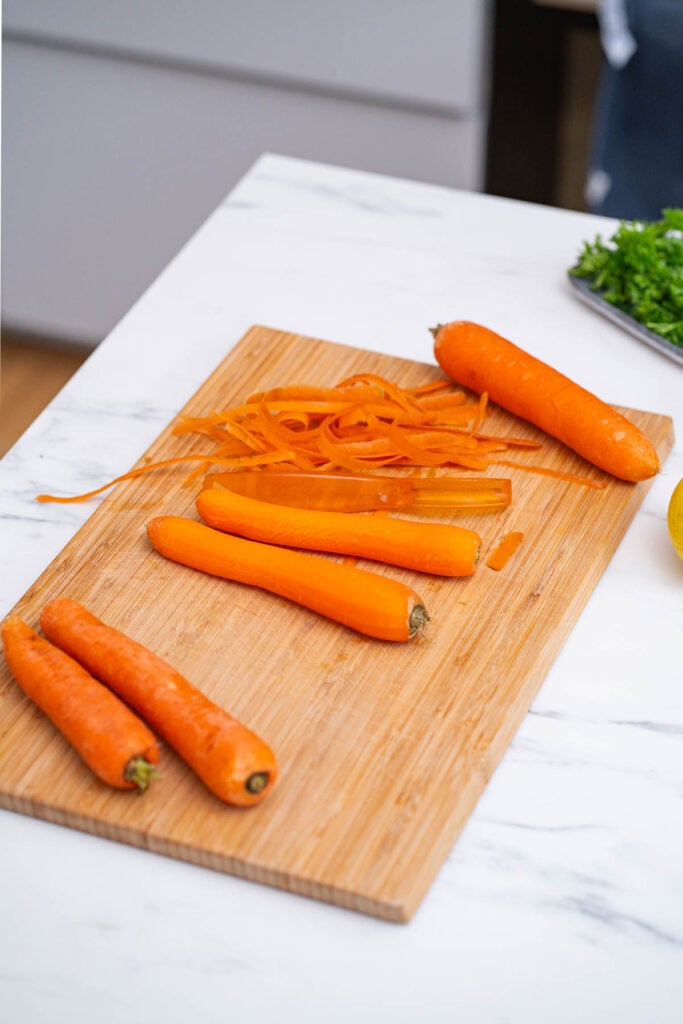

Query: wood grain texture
0 326 674 922
0 336 88 457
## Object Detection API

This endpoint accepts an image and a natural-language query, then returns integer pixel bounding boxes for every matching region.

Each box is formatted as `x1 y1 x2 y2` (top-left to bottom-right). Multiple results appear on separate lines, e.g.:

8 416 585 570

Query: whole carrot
147 516 429 642
1 616 159 791
432 320 660 482
196 486 481 577
39 597 277 807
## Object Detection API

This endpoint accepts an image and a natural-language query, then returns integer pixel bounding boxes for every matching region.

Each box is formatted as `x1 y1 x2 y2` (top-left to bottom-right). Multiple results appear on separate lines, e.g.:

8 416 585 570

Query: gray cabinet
2 1 493 345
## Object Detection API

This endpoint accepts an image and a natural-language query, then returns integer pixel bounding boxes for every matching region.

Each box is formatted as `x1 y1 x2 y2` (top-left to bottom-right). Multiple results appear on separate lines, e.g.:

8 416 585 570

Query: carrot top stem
124 756 162 792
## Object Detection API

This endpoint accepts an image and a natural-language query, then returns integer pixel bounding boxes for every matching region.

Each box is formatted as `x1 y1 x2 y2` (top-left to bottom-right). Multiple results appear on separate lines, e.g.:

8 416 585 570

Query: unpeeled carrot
196 486 482 577
146 516 429 642
1 615 159 791
39 597 277 806
432 320 660 482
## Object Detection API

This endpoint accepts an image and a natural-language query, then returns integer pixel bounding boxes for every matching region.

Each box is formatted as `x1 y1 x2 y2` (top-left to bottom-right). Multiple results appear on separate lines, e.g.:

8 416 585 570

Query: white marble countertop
1 154 682 1023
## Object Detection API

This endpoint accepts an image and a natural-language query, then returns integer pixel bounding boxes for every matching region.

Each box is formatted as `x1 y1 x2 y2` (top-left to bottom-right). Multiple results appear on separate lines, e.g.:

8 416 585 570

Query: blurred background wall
2 0 495 347
2 0 602 351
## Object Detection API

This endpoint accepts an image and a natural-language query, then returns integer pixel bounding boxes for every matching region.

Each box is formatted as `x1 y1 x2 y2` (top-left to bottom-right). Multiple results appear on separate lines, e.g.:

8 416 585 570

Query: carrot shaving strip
383 424 455 466
255 402 299 450
326 436 396 458
173 412 227 437
470 391 490 434
413 391 469 411
272 410 311 431
401 429 482 452
36 451 296 504
334 405 383 431
181 460 213 488
201 399 362 423
404 379 454 396
317 421 401 472
335 373 422 414
494 459 606 489
219 418 275 453
246 384 384 404
474 433 543 449
440 454 494 471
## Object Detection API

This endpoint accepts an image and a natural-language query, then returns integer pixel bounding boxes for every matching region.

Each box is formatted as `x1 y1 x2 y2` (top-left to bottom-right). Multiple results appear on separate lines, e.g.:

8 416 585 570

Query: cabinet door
4 0 492 112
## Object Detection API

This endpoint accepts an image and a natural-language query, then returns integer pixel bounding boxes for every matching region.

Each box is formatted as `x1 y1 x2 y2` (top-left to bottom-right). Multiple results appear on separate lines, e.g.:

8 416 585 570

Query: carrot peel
35 368 541 504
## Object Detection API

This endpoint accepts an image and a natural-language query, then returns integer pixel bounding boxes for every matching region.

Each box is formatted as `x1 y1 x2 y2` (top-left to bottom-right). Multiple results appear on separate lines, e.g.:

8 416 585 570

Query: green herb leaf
571 209 683 348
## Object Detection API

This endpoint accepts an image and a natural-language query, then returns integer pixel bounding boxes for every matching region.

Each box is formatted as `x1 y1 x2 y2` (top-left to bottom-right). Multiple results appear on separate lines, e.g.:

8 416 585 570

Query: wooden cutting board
0 326 674 922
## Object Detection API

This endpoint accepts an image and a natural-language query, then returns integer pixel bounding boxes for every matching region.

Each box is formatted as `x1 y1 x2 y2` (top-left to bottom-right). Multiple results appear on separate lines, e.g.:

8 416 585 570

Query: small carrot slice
39 597 278 807
1 615 159 791
196 487 482 577
486 532 525 570
147 516 429 642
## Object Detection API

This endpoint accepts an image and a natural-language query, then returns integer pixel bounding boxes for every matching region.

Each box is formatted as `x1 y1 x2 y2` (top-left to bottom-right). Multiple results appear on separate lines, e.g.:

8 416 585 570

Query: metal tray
567 272 683 368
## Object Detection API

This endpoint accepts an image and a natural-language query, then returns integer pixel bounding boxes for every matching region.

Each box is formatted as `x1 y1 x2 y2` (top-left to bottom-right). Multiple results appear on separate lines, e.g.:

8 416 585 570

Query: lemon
667 478 683 561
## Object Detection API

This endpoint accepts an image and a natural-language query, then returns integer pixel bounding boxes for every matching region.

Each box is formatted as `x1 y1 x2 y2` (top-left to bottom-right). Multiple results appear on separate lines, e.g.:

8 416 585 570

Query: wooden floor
0 337 89 457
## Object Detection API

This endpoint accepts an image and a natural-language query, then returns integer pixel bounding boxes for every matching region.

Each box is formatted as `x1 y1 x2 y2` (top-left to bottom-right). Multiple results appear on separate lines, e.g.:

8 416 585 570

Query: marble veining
1 154 682 1023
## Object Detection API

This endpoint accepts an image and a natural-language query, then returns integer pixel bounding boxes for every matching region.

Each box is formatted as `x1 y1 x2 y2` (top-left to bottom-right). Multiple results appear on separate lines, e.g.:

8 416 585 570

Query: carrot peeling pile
196 486 482 577
35 372 540 504
147 516 429 642
433 321 659 482
181 373 539 475
39 597 278 806
1 615 160 792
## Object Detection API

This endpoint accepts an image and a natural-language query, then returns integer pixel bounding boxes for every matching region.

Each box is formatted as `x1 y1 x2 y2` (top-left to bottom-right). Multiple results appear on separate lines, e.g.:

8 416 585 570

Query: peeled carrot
1 615 159 791
39 597 277 807
147 516 429 642
196 486 482 577
432 321 660 482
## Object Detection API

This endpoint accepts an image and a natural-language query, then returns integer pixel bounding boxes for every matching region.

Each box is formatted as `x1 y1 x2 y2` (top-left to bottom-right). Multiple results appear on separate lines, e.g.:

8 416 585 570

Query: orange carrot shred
405 379 453 396
494 459 606 489
36 451 296 504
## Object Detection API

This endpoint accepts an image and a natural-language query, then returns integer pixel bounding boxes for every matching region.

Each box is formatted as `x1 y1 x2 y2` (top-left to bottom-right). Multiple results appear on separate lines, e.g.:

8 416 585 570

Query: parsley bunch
571 208 683 348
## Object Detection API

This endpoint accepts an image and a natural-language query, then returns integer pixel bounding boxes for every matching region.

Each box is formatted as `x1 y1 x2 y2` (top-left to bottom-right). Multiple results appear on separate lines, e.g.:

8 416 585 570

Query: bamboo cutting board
0 326 674 922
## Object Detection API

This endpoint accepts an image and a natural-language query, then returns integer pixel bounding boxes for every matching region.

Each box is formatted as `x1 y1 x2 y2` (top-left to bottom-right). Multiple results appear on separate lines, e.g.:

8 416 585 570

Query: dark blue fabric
588 0 683 219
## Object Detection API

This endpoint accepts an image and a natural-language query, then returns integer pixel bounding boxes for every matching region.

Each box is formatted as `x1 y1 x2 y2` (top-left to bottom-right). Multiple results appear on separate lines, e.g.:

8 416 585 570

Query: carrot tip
124 757 162 793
